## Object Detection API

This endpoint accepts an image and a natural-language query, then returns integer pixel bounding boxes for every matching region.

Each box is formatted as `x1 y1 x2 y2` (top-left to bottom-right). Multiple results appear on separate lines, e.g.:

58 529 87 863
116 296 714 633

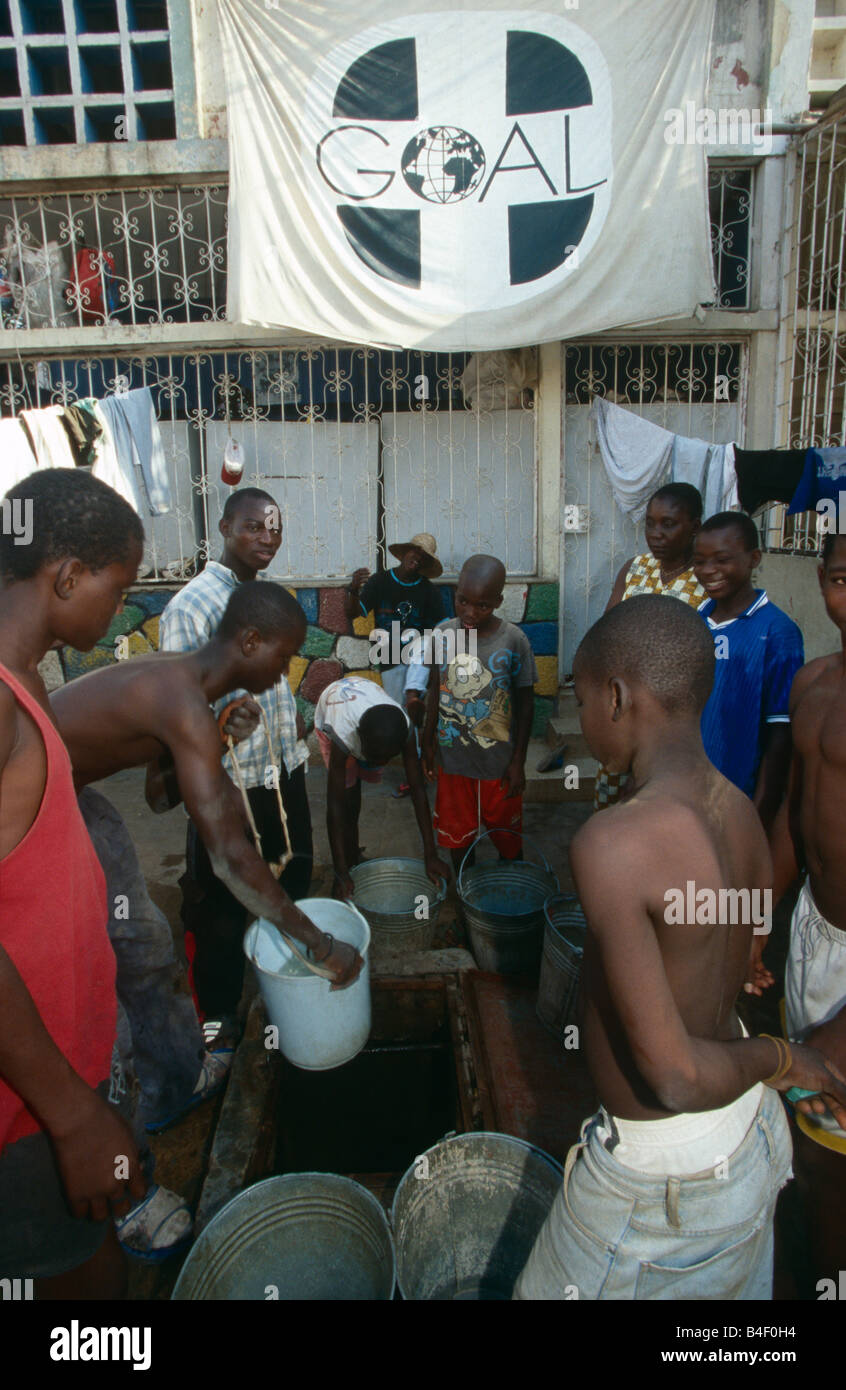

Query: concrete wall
43 579 560 740
758 550 835 660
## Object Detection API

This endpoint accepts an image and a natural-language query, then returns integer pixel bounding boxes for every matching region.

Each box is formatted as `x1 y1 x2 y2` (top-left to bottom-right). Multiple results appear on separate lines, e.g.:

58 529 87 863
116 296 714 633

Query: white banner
218 0 717 350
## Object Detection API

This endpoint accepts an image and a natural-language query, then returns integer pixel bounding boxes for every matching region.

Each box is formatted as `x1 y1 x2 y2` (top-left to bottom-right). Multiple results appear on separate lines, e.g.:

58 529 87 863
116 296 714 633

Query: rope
225 713 332 982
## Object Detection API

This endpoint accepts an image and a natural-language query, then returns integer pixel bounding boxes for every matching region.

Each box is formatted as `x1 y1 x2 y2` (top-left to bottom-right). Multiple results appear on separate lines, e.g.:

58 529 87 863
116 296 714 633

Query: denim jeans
78 787 205 1128
515 1085 793 1300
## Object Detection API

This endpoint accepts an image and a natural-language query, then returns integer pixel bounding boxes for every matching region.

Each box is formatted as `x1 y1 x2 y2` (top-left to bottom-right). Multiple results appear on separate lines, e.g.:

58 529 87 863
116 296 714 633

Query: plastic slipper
144 1048 234 1135
536 741 568 774
116 1184 193 1263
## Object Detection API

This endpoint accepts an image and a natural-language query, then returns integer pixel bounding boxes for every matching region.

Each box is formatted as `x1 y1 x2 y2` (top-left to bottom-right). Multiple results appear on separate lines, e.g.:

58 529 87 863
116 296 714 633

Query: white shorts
595 1084 764 1178
785 878 846 1144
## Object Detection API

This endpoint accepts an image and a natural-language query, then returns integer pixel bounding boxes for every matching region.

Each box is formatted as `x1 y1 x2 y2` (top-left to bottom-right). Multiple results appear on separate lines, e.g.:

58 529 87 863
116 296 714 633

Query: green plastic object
785 1086 817 1103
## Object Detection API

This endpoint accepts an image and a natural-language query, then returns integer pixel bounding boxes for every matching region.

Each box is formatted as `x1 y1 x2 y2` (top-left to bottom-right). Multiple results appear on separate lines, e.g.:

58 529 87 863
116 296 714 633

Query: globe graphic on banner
401 127 486 204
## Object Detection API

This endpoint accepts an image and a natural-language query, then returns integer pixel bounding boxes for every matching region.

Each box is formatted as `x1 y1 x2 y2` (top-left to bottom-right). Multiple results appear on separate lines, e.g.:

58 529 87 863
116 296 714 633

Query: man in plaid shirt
160 488 311 1035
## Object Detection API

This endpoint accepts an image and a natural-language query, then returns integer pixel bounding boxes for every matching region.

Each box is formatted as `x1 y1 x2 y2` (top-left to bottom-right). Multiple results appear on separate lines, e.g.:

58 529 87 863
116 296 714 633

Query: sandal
144 1048 234 1135
115 1183 193 1262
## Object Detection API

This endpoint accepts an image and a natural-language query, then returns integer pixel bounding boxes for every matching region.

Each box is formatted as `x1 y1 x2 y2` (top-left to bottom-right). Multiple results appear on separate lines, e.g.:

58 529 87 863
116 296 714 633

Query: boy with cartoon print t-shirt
422 556 537 870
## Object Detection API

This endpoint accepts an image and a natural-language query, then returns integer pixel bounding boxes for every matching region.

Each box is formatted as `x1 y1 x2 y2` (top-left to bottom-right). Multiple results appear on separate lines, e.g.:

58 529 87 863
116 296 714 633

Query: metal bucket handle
457 827 557 897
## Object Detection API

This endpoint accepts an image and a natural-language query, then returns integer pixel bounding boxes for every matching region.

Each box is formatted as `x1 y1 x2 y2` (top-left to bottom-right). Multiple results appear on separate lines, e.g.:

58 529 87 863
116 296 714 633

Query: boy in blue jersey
693 513 804 831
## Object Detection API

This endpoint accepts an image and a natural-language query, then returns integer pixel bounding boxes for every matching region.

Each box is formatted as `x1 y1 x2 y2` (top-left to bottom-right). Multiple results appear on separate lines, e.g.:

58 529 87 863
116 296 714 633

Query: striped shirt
159 561 306 786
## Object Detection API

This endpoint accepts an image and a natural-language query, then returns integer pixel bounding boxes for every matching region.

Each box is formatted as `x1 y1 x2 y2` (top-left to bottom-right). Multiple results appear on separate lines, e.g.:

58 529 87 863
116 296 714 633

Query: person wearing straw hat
346 533 446 796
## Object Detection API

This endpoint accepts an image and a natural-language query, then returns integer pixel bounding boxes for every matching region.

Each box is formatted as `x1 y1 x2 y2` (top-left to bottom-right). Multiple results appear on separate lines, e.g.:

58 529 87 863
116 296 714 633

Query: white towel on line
670 435 739 517
0 417 38 493
591 396 673 521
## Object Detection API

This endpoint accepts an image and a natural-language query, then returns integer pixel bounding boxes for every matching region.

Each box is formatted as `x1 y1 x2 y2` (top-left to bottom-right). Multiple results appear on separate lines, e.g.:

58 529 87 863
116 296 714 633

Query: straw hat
388 531 443 579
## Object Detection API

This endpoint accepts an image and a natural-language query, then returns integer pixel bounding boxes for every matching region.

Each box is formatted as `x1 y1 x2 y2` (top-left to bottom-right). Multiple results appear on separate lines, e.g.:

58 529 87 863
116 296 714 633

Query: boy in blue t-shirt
693 512 804 831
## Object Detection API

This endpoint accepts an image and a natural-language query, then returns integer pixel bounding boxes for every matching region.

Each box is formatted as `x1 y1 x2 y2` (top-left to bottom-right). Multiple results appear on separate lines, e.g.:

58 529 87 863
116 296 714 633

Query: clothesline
591 396 738 522
592 395 846 522
0 385 170 519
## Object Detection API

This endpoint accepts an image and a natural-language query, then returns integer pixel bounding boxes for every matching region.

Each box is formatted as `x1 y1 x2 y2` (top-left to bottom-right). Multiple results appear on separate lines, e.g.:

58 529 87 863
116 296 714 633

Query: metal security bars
782 114 846 449
0 171 753 331
707 165 753 310
769 106 846 554
560 339 748 670
0 184 227 327
0 346 537 582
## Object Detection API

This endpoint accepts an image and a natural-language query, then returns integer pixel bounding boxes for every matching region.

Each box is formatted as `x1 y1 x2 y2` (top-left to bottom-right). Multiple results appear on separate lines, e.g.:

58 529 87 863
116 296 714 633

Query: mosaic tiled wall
43 580 560 739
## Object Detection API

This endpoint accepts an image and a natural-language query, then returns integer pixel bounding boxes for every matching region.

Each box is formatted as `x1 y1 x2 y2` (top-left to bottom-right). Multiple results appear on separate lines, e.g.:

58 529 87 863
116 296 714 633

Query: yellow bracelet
759 1033 792 1085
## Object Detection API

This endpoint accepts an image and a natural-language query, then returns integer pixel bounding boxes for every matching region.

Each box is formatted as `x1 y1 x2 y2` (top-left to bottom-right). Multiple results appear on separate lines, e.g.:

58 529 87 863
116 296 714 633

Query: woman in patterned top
593 483 707 809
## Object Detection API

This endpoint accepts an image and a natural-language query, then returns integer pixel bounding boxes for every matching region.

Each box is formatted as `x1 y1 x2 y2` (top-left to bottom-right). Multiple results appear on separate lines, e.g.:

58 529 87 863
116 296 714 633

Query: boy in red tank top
0 469 146 1297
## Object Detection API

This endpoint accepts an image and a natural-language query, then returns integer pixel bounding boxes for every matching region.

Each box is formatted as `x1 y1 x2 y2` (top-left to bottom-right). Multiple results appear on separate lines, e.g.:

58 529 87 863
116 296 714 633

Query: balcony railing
0 167 751 334
0 183 227 329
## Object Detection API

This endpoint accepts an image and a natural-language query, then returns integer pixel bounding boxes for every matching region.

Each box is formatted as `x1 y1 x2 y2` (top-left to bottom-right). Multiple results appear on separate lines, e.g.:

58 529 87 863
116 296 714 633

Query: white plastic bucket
243 899 371 1070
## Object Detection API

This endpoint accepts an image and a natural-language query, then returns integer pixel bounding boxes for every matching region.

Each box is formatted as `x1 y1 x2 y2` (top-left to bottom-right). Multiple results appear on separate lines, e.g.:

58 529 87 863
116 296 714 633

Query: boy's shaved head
217 581 305 641
459 554 506 592
699 511 760 551
359 703 408 762
577 594 715 716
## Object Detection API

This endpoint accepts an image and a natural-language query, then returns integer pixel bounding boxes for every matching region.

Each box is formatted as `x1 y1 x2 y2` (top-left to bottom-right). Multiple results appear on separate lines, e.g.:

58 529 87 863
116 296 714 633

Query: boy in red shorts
423 555 536 873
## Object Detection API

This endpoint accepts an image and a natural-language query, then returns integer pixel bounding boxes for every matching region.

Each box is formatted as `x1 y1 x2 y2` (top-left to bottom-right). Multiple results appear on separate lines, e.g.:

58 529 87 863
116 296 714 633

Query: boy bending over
52 585 361 992
314 675 449 899
516 596 846 1301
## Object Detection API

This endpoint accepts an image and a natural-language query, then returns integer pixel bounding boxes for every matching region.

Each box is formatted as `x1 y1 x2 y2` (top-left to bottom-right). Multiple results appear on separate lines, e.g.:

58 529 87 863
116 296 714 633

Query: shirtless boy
52 582 362 989
516 595 846 1300
0 469 146 1296
760 530 846 1285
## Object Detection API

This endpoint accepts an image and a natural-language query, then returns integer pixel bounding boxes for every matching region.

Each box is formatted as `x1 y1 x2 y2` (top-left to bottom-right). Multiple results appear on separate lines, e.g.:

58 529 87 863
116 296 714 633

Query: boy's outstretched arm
421 660 440 781
502 685 533 797
326 741 354 900
142 695 261 813
168 700 362 988
402 734 451 885
572 816 846 1125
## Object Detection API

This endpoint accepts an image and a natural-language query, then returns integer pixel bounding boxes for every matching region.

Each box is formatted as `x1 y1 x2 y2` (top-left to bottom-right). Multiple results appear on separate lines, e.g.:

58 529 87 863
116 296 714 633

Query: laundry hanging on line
788 446 846 516
591 397 674 522
0 386 171 517
733 448 807 514
592 397 740 522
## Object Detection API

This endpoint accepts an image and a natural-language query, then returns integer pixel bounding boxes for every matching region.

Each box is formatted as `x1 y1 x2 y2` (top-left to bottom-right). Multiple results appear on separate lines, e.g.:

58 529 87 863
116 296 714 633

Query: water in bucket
244 899 371 1070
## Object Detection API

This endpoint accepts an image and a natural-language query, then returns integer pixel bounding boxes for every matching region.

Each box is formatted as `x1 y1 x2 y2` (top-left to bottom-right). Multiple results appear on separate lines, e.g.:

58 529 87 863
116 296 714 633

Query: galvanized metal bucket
172 1173 396 1301
350 857 447 952
391 1132 563 1300
536 894 587 1037
458 829 559 976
